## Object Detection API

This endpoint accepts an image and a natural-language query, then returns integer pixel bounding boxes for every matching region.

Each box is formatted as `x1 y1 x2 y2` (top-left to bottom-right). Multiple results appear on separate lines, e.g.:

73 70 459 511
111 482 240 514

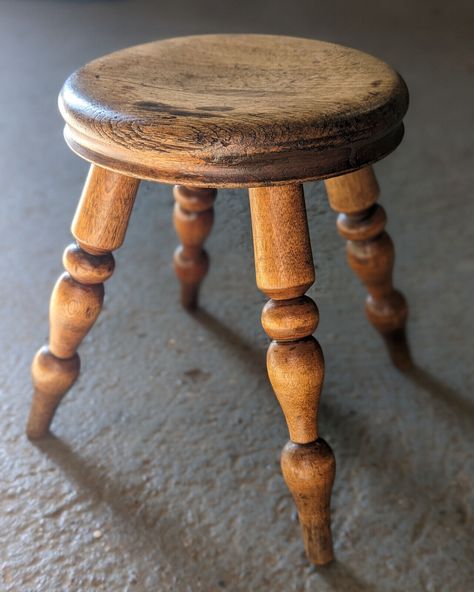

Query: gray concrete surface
0 0 473 590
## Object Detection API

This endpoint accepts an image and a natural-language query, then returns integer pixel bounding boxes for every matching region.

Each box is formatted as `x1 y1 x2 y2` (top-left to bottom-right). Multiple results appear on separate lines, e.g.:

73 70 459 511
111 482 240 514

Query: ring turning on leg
249 184 335 566
27 165 139 438
325 166 411 369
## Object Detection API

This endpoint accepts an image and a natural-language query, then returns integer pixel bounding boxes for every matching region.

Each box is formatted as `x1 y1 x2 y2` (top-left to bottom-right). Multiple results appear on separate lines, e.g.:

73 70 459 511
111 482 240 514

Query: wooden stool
27 35 411 566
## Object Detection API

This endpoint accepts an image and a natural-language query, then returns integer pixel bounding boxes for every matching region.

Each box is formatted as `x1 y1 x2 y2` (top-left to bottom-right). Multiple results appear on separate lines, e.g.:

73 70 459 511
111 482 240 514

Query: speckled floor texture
1 0 473 590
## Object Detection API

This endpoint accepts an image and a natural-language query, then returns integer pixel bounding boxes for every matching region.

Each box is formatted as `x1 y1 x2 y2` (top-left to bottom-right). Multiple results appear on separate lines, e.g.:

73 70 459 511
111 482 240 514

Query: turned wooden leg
249 184 335 566
324 166 411 369
27 165 139 439
173 185 216 311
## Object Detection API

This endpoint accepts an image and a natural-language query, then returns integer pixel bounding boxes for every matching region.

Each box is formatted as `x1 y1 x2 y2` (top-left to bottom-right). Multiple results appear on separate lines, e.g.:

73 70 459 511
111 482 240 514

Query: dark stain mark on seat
135 101 216 118
199 105 234 112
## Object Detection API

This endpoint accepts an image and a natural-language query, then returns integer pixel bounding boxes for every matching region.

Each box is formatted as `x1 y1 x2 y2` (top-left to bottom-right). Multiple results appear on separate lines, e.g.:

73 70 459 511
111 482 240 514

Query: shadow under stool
27 34 411 566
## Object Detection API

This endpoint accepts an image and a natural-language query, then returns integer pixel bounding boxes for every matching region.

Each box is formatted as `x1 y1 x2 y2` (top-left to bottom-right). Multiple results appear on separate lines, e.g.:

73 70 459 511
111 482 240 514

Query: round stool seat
60 34 408 187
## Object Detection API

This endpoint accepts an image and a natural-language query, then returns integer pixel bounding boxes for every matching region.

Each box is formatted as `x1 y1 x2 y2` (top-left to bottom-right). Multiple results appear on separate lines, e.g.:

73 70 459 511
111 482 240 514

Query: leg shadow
31 434 240 588
192 307 267 380
313 559 377 592
405 364 474 422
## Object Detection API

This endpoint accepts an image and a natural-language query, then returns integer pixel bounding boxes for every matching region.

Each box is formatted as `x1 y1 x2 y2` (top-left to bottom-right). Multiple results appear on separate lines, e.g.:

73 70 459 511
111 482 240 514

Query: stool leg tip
304 529 334 566
281 439 336 567
26 397 54 440
180 283 200 312
383 328 413 371
27 348 80 440
26 424 51 441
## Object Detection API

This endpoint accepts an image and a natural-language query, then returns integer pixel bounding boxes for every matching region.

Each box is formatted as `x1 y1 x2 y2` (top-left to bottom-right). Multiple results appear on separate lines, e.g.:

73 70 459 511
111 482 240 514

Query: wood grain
249 183 335 565
59 34 408 187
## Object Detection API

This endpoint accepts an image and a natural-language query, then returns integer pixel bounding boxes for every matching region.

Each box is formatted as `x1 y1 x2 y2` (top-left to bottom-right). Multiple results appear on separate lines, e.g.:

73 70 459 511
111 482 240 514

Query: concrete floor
1 0 473 590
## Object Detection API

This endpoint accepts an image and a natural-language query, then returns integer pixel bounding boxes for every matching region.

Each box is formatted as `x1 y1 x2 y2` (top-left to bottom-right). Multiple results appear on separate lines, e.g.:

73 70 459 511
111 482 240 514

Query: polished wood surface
60 34 408 187
27 166 138 438
325 166 411 368
249 184 335 565
173 185 216 310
